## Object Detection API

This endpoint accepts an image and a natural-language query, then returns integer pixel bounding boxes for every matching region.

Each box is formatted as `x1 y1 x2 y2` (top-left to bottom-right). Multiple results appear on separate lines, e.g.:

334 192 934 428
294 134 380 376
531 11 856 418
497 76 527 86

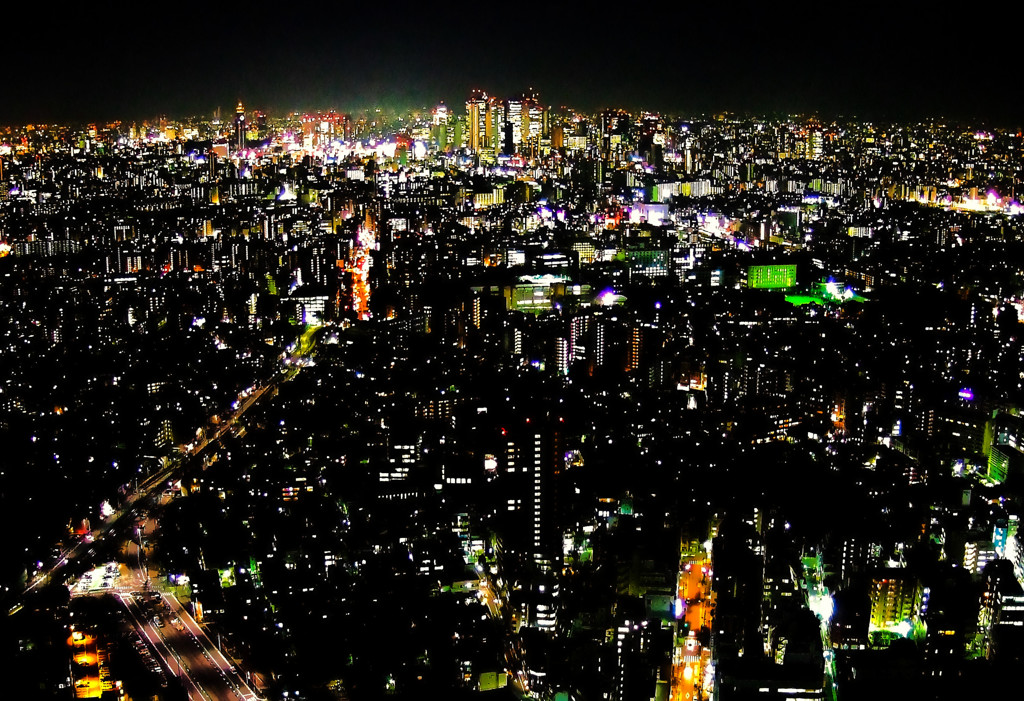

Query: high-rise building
487 97 505 152
869 571 922 629
626 326 642 372
431 102 450 152
501 90 547 156
301 111 350 151
466 90 488 153
506 98 523 148
502 418 564 572
234 101 245 151
965 539 998 575
555 337 570 376
600 108 630 164
570 315 588 364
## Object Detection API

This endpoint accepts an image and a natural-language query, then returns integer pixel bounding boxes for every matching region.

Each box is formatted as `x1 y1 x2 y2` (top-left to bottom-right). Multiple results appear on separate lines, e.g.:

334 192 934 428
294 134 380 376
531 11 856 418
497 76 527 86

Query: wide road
113 440 260 699
67 494 258 699
120 592 255 701
10 325 321 613
161 591 256 695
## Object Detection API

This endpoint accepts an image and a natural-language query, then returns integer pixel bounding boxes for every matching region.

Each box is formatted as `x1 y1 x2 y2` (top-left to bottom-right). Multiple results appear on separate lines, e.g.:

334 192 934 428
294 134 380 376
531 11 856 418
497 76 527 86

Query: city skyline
7 5 1024 125
4 65 1024 700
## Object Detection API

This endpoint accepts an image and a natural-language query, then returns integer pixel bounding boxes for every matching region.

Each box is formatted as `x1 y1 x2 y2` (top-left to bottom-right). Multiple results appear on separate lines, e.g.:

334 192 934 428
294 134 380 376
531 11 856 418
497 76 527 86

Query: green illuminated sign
748 264 797 289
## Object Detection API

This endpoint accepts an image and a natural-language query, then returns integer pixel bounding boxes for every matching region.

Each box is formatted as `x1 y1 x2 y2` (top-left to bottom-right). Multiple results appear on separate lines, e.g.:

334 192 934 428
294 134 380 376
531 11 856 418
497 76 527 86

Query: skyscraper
466 90 487 153
234 101 245 152
502 417 564 572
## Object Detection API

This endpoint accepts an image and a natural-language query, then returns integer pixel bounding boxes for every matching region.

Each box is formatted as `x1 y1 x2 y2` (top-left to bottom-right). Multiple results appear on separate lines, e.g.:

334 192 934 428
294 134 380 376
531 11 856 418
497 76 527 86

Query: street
672 552 714 701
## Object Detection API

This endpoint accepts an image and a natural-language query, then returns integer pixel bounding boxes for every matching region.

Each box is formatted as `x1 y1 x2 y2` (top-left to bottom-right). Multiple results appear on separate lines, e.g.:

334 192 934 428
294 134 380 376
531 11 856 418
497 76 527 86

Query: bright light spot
809 593 834 623
892 620 912 638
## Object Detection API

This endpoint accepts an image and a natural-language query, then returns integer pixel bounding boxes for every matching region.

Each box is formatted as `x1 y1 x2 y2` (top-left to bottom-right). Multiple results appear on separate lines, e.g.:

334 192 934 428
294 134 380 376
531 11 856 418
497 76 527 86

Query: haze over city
7 5 1023 124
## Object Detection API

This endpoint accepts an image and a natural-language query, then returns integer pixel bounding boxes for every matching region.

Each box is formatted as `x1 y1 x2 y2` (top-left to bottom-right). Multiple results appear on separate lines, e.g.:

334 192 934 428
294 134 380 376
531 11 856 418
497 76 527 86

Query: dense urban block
2 94 1024 701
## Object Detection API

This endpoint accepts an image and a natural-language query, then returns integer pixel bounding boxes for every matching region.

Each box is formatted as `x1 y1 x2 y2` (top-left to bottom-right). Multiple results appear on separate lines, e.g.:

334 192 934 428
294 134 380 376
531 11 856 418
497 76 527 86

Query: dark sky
5 4 1022 126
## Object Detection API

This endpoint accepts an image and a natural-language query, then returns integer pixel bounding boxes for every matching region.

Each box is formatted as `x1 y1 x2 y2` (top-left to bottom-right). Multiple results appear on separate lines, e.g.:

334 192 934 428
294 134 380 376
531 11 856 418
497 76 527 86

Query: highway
11 325 321 613
11 326 321 700
67 488 259 700
119 592 256 701
127 500 259 700
161 591 254 694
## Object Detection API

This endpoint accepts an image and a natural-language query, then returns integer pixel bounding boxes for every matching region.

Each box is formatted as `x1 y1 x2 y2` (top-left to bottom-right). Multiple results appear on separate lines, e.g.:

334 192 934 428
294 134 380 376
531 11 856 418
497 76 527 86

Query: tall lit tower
431 102 450 152
487 97 505 153
234 101 246 152
506 97 523 148
466 90 488 153
503 417 564 572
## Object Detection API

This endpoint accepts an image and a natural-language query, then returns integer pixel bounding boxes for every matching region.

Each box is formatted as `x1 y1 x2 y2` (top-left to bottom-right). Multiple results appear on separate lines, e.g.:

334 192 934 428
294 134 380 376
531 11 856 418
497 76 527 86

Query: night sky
5 5 1023 125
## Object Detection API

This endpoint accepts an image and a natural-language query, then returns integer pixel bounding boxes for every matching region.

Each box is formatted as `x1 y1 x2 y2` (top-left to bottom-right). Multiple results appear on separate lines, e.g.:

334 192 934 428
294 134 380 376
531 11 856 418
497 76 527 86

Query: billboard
748 264 797 289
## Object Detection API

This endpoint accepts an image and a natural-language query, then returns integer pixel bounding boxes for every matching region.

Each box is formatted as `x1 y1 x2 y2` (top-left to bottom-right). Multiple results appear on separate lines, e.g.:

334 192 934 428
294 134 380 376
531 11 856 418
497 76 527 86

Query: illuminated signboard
748 264 797 289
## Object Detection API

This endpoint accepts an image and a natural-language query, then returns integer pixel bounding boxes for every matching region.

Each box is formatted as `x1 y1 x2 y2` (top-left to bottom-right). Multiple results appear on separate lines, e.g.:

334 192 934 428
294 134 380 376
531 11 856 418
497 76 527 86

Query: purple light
959 388 974 401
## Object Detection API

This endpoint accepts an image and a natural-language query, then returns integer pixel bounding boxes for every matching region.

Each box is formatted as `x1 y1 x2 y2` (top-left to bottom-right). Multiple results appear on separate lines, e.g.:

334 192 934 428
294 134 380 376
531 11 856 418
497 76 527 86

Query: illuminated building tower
977 559 1024 659
505 97 523 148
523 101 543 157
683 135 694 173
570 315 588 363
451 115 464 151
302 115 316 151
300 111 351 151
613 618 671 700
527 99 545 142
431 102 452 152
466 90 488 153
626 326 642 373
551 124 564 149
502 418 564 573
808 128 823 160
600 109 630 164
555 337 570 376
841 536 872 584
499 89 546 157
487 97 505 152
471 296 482 329
234 101 245 151
964 539 997 575
639 113 665 166
869 571 923 629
